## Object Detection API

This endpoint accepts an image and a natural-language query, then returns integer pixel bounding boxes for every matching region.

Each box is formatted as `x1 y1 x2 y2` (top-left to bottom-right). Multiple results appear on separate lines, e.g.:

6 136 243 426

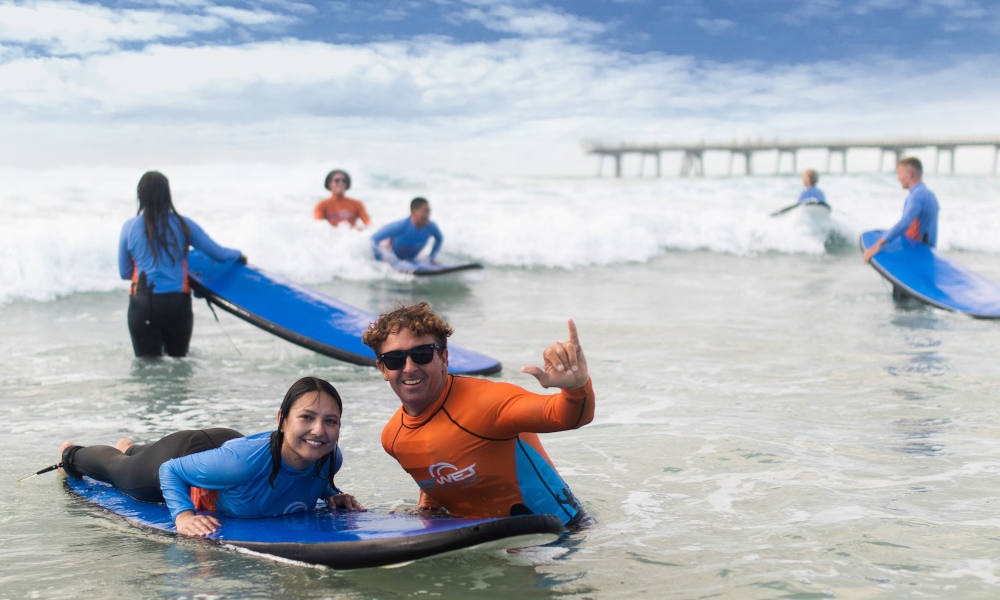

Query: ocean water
2 164 1000 599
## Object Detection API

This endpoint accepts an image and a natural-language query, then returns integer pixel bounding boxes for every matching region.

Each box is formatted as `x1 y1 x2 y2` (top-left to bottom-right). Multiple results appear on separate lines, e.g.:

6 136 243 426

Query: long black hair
268 376 344 488
136 171 190 266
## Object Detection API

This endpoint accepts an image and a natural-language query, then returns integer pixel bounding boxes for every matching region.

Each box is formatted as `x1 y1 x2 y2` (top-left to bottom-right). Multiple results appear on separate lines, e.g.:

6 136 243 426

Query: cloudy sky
2 0 999 175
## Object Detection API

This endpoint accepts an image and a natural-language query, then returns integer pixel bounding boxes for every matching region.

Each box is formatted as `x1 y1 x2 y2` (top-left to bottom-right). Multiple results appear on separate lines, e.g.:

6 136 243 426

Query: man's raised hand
520 319 589 389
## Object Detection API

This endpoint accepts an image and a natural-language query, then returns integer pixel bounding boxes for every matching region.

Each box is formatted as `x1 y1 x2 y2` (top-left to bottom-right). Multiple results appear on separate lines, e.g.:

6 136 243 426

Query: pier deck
584 136 1000 177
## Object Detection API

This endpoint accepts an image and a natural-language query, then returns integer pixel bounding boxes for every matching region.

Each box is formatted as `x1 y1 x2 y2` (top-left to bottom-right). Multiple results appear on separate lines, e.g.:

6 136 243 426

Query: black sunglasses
330 177 347 183
378 343 442 370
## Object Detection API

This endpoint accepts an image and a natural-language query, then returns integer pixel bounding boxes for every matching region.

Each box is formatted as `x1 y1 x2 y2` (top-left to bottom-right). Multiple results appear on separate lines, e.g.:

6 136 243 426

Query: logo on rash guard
282 500 310 514
416 462 478 489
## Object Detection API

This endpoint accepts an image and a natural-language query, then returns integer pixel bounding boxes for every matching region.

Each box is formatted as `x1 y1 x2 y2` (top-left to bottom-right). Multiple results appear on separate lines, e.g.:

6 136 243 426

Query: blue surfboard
187 251 502 374
391 260 483 276
65 476 562 569
860 230 1000 318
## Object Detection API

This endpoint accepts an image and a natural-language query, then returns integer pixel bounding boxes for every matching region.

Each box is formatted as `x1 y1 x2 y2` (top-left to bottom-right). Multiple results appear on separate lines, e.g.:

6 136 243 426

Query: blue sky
2 0 998 175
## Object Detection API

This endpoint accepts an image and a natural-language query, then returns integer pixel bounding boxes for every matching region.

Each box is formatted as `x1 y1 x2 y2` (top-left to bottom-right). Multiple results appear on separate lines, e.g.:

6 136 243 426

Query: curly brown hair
362 302 454 355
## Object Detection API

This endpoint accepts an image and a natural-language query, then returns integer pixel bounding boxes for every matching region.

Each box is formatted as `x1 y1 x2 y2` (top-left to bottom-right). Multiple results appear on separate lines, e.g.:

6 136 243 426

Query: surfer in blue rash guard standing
370 197 443 263
118 171 246 357
57 377 365 537
863 157 939 263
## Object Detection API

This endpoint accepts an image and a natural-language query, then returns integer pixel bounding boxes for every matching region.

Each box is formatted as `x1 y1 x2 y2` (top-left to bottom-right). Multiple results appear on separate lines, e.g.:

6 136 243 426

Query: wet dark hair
137 171 190 266
324 169 351 191
410 196 428 212
268 376 344 488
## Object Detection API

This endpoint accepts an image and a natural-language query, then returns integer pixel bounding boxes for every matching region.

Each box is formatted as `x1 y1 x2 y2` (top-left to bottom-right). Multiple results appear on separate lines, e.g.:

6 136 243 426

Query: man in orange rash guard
362 302 595 527
313 169 371 229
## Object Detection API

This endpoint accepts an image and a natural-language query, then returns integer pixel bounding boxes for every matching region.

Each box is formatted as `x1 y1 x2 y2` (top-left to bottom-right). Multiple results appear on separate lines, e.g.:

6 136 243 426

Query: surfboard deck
65 476 563 569
860 229 1000 318
187 251 501 375
391 260 483 276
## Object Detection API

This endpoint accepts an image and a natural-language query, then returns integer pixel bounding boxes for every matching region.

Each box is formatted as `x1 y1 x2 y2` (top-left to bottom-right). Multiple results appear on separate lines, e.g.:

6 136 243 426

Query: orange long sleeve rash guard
381 374 595 525
313 195 371 227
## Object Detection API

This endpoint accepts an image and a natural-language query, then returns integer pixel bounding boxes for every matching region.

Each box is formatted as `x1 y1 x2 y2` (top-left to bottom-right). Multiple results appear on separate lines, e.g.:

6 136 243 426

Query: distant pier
585 136 1000 177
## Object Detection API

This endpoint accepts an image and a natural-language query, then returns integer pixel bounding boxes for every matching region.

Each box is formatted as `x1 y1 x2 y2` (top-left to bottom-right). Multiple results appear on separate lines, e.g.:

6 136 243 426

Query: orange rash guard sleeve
487 378 595 438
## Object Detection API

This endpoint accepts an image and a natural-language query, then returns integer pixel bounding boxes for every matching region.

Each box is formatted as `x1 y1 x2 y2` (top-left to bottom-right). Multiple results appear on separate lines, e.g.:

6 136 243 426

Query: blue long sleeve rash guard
158 431 342 521
880 182 939 247
797 187 827 204
370 217 443 261
118 213 241 293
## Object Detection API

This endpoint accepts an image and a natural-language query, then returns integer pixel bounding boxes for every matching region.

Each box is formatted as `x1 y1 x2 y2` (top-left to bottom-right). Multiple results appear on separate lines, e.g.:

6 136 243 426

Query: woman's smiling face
279 390 341 470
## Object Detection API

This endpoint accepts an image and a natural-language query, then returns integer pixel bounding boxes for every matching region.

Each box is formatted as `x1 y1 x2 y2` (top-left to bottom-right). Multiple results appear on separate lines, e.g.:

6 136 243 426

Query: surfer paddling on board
798 169 828 206
314 169 371 230
363 302 595 527
863 157 939 264
57 377 366 537
370 197 443 264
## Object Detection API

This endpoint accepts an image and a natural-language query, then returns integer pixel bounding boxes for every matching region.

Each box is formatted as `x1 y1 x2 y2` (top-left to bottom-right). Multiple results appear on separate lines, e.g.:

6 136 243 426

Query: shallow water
2 169 1000 598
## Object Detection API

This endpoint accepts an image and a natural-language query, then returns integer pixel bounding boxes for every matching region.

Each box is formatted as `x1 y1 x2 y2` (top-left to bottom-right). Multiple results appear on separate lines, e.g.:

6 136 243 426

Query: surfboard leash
17 463 62 482
204 298 242 356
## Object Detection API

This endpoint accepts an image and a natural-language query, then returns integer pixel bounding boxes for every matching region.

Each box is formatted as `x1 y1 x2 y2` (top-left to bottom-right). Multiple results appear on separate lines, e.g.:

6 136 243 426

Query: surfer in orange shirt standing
362 302 595 527
313 169 371 229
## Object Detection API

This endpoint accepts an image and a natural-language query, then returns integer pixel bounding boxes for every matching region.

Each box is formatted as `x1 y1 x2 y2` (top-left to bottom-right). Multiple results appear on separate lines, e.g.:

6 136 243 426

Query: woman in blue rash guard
118 170 246 357
58 377 366 537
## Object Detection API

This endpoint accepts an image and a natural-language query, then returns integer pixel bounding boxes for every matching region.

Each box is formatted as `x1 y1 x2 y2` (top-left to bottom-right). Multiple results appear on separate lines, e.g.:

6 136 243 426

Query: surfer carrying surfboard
863 157 939 264
370 197 443 264
314 169 371 229
363 302 594 527
56 377 366 536
119 171 246 357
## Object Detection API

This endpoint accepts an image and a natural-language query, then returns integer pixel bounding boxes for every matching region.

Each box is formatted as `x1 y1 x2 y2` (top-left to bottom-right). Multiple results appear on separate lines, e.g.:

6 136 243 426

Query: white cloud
0 1 225 55
781 0 842 25
204 5 296 27
694 18 736 35
454 2 605 38
0 2 998 175
0 1 299 56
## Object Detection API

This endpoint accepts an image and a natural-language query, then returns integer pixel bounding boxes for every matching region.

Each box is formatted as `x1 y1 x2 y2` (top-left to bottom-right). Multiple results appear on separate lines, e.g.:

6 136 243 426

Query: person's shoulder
121 214 142 233
392 216 412 228
220 432 269 456
913 182 937 198
381 406 405 427
178 214 202 228
451 376 524 398
223 434 273 473
380 407 407 443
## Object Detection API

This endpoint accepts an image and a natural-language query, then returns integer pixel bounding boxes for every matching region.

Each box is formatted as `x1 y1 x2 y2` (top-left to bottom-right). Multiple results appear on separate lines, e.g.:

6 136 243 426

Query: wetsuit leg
127 294 163 357
62 428 243 502
155 292 193 357
892 284 914 302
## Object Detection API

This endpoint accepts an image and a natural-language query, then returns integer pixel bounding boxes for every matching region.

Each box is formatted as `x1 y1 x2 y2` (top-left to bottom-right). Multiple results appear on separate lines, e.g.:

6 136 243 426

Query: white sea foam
2 163 999 304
